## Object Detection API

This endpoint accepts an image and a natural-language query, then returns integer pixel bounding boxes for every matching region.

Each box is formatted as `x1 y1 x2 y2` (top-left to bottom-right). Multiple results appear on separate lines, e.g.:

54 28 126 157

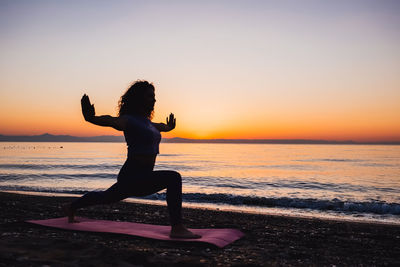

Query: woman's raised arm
152 113 176 132
81 94 127 131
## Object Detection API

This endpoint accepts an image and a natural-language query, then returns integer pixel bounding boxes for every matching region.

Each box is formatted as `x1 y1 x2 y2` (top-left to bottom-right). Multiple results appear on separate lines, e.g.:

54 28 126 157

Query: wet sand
1 191 399 266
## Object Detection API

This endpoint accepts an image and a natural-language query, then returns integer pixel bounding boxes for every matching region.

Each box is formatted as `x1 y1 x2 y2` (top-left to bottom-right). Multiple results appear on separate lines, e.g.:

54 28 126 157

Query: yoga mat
27 217 244 248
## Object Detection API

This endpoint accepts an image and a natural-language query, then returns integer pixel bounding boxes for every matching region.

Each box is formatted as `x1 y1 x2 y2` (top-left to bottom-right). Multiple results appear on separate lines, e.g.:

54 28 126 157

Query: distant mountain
0 134 399 144
0 133 125 142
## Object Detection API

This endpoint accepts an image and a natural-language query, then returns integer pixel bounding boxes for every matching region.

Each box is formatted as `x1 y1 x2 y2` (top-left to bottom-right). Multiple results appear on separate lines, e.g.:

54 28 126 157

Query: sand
1 191 399 266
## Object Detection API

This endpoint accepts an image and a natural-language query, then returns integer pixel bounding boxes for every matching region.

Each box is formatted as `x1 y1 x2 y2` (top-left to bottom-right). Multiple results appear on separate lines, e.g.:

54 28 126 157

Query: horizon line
0 133 399 145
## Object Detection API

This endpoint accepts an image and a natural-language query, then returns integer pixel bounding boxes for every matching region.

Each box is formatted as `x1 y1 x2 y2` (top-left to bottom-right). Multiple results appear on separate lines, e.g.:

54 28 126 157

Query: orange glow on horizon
1 106 399 142
1 107 399 142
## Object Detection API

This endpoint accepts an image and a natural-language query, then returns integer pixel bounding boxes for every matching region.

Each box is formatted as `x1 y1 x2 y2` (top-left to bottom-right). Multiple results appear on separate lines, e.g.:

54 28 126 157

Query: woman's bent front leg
133 170 200 238
131 170 183 226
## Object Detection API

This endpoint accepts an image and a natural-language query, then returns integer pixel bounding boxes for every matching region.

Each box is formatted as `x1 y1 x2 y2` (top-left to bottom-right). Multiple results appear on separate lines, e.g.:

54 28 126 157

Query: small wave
358 163 395 167
184 177 400 194
0 185 88 194
141 193 400 215
296 158 363 163
0 163 121 170
0 173 116 180
1 186 399 215
321 158 359 162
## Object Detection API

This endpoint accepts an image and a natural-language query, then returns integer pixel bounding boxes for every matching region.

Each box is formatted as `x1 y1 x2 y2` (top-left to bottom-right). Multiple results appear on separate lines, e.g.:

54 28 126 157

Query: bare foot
170 224 201 239
62 204 79 223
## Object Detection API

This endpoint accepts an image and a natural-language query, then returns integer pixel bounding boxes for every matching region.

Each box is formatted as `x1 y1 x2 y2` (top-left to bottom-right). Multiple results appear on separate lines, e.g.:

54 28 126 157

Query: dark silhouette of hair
118 80 155 119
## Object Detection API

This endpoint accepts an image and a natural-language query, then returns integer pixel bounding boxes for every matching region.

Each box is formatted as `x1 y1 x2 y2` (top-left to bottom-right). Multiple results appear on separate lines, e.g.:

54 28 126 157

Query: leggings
70 159 182 226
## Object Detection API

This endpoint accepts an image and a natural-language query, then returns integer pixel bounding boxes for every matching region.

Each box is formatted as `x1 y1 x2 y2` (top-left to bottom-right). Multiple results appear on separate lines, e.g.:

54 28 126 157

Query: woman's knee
167 171 182 186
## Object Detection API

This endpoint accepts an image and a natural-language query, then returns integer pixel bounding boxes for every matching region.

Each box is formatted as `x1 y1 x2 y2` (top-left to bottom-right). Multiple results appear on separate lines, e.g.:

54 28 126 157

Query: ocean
1 142 399 224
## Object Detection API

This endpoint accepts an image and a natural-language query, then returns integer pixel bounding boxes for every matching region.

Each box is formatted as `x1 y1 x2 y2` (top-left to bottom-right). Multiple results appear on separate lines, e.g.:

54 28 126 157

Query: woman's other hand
166 113 176 131
81 94 95 122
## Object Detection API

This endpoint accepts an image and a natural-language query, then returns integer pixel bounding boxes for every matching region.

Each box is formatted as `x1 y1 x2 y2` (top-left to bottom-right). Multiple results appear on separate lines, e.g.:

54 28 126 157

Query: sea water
1 142 399 224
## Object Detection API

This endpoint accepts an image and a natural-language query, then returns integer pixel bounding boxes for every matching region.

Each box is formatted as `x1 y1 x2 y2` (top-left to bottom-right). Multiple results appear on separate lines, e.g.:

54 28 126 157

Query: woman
63 80 200 239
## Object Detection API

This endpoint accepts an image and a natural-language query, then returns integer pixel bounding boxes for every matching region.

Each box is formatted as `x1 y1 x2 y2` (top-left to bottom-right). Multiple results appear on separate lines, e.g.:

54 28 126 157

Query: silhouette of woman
63 80 200 239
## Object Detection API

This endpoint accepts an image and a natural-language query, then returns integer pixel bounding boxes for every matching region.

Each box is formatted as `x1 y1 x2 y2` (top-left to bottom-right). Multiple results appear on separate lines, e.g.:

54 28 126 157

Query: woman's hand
166 113 176 131
152 113 176 132
81 94 95 122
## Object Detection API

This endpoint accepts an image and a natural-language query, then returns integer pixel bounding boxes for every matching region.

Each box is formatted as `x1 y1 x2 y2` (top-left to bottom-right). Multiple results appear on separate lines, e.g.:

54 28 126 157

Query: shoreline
1 191 400 266
3 190 400 227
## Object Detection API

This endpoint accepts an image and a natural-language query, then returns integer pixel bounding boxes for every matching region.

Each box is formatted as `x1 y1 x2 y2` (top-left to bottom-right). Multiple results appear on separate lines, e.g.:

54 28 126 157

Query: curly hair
118 80 155 119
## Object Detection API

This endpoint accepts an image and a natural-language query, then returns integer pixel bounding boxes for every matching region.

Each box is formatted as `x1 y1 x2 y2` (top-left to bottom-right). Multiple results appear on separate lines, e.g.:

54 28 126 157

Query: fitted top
122 114 161 157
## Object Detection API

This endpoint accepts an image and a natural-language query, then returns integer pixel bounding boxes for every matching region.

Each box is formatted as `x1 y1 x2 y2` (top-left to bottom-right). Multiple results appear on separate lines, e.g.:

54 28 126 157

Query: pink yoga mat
27 217 244 248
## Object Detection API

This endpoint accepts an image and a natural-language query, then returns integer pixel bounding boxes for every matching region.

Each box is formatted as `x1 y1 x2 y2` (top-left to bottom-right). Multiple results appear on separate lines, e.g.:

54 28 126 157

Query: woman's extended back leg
70 182 130 210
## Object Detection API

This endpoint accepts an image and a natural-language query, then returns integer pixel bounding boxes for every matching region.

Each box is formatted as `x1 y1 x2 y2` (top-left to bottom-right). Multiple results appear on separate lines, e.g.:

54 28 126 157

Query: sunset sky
1 0 399 141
